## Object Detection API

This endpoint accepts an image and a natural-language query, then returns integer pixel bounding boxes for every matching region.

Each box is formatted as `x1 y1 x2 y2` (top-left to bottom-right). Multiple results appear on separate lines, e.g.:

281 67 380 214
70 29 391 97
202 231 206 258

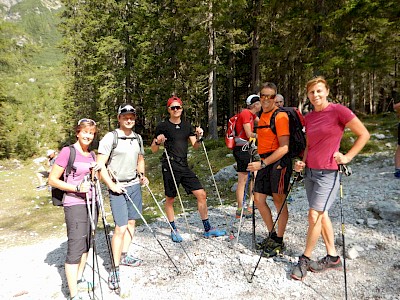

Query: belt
119 175 138 183
260 152 273 159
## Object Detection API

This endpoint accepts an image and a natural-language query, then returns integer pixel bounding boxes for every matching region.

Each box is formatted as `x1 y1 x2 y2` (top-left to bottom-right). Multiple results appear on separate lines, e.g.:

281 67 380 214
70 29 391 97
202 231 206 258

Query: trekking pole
249 172 300 283
200 139 230 230
84 175 103 299
234 171 251 246
339 164 351 300
94 174 120 294
164 148 193 239
108 168 181 274
141 179 195 269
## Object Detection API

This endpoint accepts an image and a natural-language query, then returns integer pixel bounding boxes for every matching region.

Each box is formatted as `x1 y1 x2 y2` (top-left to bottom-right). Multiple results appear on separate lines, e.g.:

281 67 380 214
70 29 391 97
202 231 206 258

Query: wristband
154 139 160 146
260 160 267 169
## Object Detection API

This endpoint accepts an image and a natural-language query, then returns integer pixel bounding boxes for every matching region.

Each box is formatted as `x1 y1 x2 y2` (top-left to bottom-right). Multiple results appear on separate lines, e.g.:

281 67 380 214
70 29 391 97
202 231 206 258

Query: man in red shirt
233 94 261 218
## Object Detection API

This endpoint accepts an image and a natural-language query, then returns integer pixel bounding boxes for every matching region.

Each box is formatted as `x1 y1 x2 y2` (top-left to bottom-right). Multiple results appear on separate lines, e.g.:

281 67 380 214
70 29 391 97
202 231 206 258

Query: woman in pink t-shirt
49 119 98 300
291 77 370 281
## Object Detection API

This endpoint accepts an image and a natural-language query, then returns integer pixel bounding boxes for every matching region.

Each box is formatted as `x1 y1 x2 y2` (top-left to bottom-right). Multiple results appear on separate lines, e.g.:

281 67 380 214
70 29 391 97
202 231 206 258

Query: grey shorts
109 183 142 227
304 168 340 212
64 204 98 264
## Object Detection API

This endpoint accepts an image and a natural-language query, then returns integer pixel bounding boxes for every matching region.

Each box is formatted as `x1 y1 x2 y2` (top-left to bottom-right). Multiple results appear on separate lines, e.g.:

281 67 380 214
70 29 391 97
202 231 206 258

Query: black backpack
258 107 306 159
106 130 143 166
51 145 95 206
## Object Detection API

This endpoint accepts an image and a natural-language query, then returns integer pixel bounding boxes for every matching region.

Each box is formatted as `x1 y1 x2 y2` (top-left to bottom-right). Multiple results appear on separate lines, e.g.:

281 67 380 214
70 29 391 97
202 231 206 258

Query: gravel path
1 152 399 300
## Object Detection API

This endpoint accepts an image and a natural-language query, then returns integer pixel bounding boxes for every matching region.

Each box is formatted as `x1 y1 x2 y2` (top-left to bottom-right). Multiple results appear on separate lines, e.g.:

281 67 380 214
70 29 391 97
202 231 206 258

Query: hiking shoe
171 230 183 243
236 208 253 219
256 237 276 250
77 277 94 292
108 270 120 290
291 256 311 281
261 241 285 257
120 254 142 267
394 169 400 178
68 293 83 300
36 185 46 191
203 227 226 238
309 255 343 273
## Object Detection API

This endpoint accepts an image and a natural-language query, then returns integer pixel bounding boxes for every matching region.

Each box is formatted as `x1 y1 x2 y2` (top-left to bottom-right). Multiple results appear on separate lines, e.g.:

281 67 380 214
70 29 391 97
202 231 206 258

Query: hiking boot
394 169 400 178
261 240 285 257
120 254 142 267
256 237 276 250
203 227 226 238
77 277 94 292
36 185 46 191
236 208 253 219
309 255 343 273
68 293 83 300
108 270 120 290
170 229 183 243
291 256 311 281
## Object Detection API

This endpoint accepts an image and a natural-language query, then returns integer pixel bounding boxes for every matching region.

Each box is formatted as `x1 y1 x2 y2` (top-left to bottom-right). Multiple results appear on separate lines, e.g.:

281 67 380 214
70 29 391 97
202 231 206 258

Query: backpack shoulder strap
106 130 118 166
65 145 76 177
134 132 144 153
269 108 282 135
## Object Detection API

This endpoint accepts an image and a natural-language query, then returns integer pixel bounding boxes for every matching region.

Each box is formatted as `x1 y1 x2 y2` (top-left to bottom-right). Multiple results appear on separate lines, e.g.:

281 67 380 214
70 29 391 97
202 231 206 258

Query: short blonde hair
306 76 329 93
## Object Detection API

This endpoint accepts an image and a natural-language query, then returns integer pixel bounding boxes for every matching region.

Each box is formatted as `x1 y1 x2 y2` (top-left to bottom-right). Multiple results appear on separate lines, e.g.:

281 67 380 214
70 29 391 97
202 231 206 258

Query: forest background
0 0 399 160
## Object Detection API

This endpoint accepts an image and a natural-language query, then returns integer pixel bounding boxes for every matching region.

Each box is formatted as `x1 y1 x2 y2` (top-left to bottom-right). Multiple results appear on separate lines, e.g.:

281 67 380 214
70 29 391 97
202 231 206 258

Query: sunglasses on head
169 105 182 111
118 105 136 115
78 118 96 125
260 94 276 100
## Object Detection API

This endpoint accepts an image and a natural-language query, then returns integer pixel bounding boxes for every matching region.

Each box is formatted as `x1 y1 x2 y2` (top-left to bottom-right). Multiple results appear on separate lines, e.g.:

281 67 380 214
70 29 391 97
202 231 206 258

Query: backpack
258 107 306 159
51 145 95 206
106 130 143 166
225 113 245 149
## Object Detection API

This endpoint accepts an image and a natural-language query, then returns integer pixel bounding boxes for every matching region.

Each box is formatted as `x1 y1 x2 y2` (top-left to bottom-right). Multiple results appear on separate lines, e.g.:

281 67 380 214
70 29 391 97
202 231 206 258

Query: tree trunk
207 0 218 139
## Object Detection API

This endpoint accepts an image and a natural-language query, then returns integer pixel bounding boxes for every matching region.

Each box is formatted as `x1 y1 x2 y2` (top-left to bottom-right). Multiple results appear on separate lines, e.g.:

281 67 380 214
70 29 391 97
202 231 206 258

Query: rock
347 247 359 259
369 200 400 222
356 219 365 225
367 218 379 226
214 164 237 181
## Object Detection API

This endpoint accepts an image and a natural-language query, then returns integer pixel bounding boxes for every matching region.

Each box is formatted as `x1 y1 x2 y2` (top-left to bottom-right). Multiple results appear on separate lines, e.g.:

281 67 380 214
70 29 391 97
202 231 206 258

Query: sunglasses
78 118 97 125
260 94 276 100
169 106 182 111
118 105 136 115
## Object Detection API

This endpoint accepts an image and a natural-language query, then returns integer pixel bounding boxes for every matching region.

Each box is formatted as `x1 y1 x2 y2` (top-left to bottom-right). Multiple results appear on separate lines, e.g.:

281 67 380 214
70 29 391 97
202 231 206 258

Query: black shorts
162 160 203 197
398 123 400 145
233 146 251 172
254 155 292 196
64 204 98 264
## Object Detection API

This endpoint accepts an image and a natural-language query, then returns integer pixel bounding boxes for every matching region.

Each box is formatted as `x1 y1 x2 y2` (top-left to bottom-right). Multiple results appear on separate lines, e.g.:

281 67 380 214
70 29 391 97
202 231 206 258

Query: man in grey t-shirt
97 104 149 291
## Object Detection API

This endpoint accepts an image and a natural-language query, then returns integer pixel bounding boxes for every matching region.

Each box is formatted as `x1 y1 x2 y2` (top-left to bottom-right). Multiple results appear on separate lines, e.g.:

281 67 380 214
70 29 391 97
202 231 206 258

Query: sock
269 231 277 239
202 219 211 232
327 254 339 262
170 221 177 230
121 252 127 258
274 236 283 244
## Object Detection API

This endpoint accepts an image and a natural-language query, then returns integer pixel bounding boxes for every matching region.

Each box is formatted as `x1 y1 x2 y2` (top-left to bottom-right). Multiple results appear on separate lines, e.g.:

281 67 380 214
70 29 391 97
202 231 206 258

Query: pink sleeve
336 104 356 126
54 146 71 169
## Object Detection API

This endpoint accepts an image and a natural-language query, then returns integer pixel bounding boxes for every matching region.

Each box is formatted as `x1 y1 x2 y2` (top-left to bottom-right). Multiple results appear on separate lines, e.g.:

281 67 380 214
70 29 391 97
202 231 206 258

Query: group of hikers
45 76 370 299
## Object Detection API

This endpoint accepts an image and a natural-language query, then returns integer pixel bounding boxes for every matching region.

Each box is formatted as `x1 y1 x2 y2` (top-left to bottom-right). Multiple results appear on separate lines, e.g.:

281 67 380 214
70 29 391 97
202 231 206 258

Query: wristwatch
260 160 267 169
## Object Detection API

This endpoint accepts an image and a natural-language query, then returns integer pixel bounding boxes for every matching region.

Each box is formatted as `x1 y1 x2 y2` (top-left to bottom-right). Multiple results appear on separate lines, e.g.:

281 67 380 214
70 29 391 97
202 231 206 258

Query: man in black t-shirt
151 96 226 242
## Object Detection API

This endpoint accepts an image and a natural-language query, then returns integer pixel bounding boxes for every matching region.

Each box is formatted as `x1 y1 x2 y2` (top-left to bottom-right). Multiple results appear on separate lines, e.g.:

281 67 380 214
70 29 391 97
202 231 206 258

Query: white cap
246 94 260 106
46 150 55 157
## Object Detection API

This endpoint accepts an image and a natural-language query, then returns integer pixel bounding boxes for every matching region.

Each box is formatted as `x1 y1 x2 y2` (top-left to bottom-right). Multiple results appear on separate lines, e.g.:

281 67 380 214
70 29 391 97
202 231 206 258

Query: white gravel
1 152 399 300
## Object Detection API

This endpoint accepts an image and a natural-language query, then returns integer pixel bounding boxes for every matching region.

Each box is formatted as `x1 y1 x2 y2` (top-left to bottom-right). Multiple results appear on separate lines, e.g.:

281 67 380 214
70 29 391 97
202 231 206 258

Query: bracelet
260 160 267 169
75 185 80 192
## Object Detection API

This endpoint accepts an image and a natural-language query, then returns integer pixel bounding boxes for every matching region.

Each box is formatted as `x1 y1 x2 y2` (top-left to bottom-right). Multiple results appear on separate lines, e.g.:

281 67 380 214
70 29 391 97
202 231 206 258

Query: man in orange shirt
247 82 292 257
